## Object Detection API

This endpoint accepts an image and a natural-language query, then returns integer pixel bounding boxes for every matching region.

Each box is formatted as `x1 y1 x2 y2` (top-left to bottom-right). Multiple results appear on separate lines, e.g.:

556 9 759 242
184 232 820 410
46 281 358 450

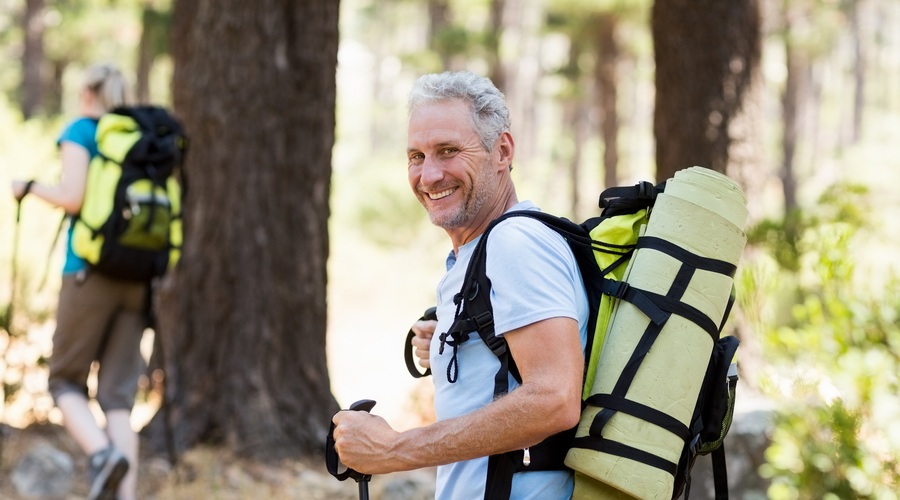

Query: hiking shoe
87 446 129 500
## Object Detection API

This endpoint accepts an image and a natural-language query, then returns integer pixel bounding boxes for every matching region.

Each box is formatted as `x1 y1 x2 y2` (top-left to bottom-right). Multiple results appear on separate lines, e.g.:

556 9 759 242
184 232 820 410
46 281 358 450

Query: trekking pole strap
404 307 437 378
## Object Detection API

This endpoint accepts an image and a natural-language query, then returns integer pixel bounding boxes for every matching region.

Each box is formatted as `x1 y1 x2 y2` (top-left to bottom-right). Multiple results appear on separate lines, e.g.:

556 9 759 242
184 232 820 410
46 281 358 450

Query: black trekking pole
2 181 35 463
325 399 377 500
4 181 35 335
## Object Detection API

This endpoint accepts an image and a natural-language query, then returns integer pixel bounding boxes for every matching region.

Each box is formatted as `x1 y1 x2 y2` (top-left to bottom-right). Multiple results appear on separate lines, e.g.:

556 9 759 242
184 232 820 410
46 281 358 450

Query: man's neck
447 187 518 254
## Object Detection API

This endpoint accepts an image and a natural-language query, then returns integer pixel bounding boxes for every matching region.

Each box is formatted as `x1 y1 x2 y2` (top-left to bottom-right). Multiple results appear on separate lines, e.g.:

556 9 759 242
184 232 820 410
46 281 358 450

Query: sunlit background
1 0 899 497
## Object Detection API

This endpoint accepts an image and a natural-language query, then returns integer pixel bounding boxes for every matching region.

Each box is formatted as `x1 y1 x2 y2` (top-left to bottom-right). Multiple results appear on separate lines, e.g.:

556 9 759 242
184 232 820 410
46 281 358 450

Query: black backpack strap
483 421 578 500
443 210 591 500
598 181 665 217
712 445 729 499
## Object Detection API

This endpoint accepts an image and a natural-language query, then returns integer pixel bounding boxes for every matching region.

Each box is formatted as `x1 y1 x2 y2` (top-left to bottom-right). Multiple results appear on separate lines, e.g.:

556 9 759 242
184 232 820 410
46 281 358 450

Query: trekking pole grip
325 399 378 488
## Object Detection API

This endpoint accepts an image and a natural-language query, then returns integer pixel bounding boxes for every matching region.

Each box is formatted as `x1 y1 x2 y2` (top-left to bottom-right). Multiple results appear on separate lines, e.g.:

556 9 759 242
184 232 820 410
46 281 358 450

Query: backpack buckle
605 279 630 299
638 181 655 200
472 310 494 330
688 433 702 456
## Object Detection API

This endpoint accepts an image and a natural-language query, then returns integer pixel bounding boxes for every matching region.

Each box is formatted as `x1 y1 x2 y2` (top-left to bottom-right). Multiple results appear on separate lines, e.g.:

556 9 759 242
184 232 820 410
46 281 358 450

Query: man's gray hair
408 71 511 152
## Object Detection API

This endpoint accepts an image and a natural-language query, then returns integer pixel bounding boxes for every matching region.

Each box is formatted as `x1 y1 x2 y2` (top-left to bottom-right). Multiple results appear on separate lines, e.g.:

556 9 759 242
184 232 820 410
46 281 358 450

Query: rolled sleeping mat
565 167 748 500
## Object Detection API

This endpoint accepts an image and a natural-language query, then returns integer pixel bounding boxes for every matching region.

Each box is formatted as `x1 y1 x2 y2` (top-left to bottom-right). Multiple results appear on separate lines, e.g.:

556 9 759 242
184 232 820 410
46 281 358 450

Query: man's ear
495 131 515 172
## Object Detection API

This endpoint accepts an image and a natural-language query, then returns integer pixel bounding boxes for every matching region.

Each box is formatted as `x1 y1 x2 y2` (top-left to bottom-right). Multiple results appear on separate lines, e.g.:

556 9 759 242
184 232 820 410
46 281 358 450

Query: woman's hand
11 180 32 201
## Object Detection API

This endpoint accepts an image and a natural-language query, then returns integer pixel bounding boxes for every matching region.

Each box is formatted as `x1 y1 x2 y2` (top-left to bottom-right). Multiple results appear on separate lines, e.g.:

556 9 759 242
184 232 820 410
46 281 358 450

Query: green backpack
405 179 741 500
72 106 187 282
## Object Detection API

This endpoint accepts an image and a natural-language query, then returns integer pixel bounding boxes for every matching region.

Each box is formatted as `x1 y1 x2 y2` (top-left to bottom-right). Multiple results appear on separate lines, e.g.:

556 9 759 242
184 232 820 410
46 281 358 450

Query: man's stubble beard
427 159 497 230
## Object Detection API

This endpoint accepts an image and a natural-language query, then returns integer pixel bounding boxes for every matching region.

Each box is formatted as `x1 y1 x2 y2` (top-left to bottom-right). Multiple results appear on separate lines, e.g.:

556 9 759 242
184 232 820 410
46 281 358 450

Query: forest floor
0 421 434 499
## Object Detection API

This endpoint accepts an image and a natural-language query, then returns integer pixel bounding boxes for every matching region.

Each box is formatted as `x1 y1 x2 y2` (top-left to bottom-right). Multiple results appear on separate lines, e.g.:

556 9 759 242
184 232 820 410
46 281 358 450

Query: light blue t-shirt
57 117 99 275
431 201 589 500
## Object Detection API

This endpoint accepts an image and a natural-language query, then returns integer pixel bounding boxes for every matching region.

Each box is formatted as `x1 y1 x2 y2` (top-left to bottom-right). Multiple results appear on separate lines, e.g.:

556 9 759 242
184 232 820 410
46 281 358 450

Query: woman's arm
11 141 89 214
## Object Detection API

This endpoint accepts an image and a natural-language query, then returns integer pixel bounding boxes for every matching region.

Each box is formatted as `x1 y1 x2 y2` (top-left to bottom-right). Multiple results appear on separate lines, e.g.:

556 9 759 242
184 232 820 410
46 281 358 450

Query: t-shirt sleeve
56 118 96 154
485 216 585 336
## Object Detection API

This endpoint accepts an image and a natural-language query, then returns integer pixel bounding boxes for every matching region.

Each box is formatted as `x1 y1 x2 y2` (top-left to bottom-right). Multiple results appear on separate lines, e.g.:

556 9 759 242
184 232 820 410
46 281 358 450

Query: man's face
407 100 498 229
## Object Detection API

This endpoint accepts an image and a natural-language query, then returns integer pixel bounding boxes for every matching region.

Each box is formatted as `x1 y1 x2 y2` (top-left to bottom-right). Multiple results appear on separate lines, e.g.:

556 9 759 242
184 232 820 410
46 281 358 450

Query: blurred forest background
1 0 899 498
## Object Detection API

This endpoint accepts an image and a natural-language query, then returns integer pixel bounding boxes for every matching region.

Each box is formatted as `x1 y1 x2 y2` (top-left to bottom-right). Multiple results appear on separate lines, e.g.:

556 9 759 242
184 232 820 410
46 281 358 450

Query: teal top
56 117 99 275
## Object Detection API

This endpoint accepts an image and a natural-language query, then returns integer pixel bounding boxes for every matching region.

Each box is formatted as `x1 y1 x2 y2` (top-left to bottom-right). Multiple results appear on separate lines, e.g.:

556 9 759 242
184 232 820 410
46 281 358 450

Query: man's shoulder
489 211 571 253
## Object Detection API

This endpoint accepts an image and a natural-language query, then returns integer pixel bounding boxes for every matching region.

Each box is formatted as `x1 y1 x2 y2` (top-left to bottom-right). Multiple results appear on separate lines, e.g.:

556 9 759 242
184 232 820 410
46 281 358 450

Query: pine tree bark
148 0 341 460
651 0 761 181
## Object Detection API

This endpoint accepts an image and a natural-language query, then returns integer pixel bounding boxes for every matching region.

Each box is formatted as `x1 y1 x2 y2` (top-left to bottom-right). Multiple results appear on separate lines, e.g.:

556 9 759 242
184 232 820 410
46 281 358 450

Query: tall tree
592 11 620 190
20 0 46 118
136 3 170 104
652 0 762 181
150 0 341 459
544 0 648 215
780 1 809 214
486 0 507 92
848 0 866 145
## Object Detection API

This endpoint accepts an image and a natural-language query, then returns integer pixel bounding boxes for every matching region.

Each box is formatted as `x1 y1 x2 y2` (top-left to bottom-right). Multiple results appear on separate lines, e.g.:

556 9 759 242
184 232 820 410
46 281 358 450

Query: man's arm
331 315 583 475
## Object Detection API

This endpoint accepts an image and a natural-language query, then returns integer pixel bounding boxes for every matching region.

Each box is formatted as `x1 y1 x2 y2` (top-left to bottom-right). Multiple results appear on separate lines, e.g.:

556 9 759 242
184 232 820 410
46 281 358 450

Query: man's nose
419 157 444 186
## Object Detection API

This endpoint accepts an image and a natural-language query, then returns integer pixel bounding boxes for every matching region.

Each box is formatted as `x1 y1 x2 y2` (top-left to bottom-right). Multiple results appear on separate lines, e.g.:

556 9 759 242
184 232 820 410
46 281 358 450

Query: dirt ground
0 421 422 499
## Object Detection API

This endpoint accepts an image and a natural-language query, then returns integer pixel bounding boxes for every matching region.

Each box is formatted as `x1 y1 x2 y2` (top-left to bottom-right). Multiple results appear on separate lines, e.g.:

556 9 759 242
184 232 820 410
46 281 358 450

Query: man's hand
410 316 436 369
331 410 402 475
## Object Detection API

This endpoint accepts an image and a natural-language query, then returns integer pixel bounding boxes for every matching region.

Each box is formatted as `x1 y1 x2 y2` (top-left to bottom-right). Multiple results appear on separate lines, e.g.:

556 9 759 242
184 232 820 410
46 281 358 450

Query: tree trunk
20 0 45 119
42 59 66 117
487 0 506 92
593 13 620 190
136 7 155 104
501 0 544 171
149 0 340 461
651 0 761 182
563 95 589 220
136 6 172 104
781 25 804 214
850 0 866 145
428 0 452 67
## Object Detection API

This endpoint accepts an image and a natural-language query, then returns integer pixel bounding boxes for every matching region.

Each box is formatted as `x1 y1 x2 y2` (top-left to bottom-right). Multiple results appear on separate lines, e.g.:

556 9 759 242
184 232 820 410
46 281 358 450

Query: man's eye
440 148 457 155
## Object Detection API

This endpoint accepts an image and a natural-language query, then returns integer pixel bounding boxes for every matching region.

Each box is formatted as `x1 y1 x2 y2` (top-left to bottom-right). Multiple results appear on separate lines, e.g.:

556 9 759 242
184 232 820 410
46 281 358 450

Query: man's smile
428 187 457 200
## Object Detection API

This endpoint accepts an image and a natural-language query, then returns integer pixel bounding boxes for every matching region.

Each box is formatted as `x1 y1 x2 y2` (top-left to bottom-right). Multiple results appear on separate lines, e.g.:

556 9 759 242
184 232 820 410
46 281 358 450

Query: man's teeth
429 188 455 200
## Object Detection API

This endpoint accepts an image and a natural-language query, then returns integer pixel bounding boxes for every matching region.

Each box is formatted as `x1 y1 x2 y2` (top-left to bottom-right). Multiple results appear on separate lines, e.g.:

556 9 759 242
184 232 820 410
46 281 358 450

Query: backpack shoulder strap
462 211 597 500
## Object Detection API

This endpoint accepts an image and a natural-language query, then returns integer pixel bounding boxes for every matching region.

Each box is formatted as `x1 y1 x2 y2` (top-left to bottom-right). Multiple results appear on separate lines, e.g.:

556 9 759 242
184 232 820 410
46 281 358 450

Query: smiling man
331 71 588 500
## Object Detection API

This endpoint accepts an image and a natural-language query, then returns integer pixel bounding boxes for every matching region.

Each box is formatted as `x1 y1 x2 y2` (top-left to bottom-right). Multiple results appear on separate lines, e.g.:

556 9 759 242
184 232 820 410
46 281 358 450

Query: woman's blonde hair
82 63 132 111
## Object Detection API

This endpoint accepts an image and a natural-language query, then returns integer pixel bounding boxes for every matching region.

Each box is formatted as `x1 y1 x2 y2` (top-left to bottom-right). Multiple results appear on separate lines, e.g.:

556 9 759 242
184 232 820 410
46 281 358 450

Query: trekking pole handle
325 399 378 485
404 306 437 378
348 399 376 413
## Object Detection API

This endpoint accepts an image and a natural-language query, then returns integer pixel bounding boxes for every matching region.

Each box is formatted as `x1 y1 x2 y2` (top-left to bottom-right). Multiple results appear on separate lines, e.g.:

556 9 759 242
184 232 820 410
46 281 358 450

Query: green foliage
764 397 897 500
743 182 900 498
746 183 870 272
432 24 474 60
